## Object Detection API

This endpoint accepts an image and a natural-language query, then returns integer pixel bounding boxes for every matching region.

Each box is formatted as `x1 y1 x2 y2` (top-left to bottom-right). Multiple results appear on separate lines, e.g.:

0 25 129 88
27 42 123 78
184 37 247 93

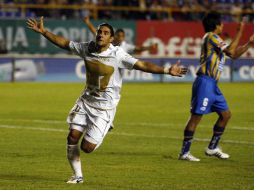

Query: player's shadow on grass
162 154 175 160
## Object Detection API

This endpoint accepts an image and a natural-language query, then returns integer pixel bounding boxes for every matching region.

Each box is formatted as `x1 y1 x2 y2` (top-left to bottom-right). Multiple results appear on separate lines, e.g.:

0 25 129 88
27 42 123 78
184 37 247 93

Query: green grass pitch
0 82 253 190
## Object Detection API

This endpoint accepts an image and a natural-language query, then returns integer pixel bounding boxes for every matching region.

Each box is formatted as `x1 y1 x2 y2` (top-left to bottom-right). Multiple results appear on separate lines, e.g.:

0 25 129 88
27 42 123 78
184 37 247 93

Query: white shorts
67 101 116 145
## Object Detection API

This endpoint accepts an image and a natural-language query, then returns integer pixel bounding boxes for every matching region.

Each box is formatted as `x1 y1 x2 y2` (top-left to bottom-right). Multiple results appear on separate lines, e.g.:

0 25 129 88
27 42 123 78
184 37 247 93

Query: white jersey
120 41 136 54
69 41 138 110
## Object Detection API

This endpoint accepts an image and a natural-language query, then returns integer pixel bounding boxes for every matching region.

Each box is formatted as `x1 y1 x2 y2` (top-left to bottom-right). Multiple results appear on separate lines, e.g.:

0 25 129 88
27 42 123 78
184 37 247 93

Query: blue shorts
191 75 229 115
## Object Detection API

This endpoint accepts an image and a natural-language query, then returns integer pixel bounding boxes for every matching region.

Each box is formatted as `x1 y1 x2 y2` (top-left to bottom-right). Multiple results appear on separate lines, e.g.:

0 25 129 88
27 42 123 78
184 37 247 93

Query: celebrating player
178 12 254 161
83 16 157 54
27 17 187 183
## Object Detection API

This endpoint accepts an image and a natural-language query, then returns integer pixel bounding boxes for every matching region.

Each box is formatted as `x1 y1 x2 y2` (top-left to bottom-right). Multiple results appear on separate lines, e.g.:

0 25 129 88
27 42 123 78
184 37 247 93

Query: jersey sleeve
209 34 228 51
117 48 138 70
69 41 88 58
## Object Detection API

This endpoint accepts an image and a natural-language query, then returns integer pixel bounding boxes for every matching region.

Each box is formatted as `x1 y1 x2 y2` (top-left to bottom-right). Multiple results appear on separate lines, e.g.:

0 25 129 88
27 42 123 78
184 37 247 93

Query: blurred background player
83 16 158 54
27 16 187 183
178 12 254 162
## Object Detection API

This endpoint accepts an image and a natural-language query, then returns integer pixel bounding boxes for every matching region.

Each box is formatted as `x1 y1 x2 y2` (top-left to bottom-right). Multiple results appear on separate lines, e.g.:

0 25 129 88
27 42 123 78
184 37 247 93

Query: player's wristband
163 66 170 74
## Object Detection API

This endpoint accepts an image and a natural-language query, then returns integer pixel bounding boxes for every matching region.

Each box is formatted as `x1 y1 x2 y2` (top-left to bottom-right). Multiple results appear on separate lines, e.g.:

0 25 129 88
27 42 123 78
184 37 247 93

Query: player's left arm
134 43 158 53
228 34 254 59
133 60 187 77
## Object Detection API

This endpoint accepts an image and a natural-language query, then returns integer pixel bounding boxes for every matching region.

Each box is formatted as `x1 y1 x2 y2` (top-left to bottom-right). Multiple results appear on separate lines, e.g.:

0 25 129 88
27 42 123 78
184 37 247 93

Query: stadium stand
1 0 254 21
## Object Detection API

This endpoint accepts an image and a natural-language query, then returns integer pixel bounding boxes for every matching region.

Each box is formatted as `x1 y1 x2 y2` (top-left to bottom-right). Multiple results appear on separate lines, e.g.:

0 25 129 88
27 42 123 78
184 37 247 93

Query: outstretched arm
26 17 70 50
83 16 97 36
228 34 254 59
133 60 188 77
134 43 158 53
224 18 246 58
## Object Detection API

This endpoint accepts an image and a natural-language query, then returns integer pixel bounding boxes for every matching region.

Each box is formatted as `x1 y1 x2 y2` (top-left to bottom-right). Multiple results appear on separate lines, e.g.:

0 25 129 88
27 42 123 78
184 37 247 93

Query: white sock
67 144 83 177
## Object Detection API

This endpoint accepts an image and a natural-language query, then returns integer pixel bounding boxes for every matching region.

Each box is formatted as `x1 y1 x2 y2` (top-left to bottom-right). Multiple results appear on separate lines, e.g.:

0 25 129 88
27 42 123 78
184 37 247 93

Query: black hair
97 23 114 37
202 12 222 33
115 28 125 35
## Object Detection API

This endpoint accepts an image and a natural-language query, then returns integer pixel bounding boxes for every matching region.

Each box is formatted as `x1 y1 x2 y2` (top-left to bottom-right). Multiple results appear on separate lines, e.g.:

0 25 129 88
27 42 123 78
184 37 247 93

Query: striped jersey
197 32 228 81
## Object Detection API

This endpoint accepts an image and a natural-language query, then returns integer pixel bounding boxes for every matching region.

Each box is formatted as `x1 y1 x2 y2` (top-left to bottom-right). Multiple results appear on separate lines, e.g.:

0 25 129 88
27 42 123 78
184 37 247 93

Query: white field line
0 119 65 124
0 124 66 132
118 123 254 131
0 119 253 131
0 124 253 146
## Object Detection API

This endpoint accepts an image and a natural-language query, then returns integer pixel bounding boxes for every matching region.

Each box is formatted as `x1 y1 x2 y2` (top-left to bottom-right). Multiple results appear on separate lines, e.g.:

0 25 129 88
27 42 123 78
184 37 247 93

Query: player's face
96 26 113 47
216 23 224 35
114 31 125 45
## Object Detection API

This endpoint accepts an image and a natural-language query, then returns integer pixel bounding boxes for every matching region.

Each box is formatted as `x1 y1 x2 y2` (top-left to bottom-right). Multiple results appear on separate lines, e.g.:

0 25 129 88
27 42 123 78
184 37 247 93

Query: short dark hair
97 23 114 37
202 12 222 33
115 28 125 35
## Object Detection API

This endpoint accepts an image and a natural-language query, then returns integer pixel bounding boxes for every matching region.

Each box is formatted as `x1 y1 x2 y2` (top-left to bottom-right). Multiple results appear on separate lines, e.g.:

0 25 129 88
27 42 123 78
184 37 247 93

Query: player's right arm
83 16 97 36
26 17 70 50
133 60 187 77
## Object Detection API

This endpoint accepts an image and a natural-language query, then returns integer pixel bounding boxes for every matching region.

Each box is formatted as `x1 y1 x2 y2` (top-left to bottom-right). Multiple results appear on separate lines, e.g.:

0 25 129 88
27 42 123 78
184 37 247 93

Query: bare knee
185 114 203 131
67 135 79 145
221 111 232 122
67 129 83 145
80 144 94 153
80 140 96 154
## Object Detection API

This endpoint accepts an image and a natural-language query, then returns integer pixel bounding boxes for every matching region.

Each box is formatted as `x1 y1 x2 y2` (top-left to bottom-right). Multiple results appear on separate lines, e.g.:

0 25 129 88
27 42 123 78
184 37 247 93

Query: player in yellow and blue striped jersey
179 12 254 161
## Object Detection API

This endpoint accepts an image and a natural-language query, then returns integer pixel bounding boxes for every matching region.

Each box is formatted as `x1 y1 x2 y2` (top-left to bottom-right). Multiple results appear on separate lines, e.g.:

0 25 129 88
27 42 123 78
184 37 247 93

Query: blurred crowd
1 0 254 22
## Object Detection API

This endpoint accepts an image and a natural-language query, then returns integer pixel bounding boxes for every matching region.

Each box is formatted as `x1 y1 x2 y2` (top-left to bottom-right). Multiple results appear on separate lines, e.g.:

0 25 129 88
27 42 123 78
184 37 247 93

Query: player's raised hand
82 15 96 35
249 34 254 45
168 60 188 77
238 16 248 31
27 16 46 34
83 16 90 24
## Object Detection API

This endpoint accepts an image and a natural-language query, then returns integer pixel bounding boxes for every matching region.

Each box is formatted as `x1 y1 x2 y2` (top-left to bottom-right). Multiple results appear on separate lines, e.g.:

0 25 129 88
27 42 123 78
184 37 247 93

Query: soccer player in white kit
27 17 187 184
